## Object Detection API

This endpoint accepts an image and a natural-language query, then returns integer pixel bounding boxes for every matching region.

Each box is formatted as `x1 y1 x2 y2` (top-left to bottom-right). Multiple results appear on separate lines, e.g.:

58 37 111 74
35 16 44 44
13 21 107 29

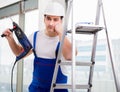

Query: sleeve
28 32 34 47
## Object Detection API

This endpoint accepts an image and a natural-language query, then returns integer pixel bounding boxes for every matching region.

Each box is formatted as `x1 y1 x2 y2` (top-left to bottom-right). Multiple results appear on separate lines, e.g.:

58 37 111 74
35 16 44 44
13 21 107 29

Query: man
3 2 72 92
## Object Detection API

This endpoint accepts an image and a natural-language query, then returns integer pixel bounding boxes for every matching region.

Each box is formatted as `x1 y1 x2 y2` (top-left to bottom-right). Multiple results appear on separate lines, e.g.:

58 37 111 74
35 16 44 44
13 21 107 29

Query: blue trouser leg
29 84 49 92
29 84 68 92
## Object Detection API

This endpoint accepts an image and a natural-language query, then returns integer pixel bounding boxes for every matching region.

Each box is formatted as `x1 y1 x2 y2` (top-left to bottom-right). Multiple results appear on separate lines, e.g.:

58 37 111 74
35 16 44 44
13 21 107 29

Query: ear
60 19 63 23
44 17 46 23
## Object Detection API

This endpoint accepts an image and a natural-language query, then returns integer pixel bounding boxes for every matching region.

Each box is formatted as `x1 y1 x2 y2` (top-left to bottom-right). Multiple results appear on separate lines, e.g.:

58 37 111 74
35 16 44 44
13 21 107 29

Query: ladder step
75 24 103 34
60 61 93 66
54 84 90 89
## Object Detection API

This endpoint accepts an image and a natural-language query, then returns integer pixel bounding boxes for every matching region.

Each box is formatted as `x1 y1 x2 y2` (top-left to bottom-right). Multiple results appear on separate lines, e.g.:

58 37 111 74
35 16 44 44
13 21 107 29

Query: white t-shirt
29 30 59 58
28 30 68 75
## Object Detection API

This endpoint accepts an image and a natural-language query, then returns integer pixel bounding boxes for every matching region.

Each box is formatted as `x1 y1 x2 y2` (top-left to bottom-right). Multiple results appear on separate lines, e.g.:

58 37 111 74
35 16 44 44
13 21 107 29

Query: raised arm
2 28 24 56
55 23 77 60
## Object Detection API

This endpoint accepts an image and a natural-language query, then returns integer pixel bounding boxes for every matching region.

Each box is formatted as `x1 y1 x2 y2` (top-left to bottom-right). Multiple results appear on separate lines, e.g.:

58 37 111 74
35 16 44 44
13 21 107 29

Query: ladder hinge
58 60 61 63
92 62 95 65
89 83 92 87
53 83 56 87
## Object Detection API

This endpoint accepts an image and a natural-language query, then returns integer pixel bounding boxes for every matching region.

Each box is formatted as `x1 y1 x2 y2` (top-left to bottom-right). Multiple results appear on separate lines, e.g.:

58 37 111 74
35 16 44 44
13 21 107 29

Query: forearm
3 29 23 56
59 34 72 60
55 23 77 60
63 37 72 60
7 37 23 56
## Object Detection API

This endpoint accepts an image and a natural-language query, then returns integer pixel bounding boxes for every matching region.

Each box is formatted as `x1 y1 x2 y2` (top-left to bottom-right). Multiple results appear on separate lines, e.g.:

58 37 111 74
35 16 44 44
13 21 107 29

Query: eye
54 18 59 22
46 16 51 21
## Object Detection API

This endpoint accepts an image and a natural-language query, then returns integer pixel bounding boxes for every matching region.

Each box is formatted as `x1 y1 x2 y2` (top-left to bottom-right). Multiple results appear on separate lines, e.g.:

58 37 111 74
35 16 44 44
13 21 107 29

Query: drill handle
1 29 14 37
1 22 18 37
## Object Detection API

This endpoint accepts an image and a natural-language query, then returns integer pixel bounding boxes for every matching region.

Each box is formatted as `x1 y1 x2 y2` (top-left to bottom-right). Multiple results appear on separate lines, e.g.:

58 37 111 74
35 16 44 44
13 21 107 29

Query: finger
2 29 12 37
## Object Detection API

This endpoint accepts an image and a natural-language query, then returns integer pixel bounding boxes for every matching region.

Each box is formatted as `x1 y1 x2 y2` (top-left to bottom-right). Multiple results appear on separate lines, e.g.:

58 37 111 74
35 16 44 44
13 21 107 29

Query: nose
49 20 54 26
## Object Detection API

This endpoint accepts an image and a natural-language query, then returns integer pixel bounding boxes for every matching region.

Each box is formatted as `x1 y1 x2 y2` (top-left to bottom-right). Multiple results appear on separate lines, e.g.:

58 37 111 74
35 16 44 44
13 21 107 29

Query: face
44 15 62 36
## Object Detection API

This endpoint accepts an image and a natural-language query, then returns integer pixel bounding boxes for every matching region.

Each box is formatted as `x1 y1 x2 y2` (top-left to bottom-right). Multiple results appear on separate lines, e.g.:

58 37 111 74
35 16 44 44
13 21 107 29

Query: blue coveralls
29 31 68 92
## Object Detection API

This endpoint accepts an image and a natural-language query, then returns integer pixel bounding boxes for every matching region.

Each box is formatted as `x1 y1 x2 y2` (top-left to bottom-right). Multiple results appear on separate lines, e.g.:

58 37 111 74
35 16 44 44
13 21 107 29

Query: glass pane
0 15 19 92
73 0 119 92
0 0 120 92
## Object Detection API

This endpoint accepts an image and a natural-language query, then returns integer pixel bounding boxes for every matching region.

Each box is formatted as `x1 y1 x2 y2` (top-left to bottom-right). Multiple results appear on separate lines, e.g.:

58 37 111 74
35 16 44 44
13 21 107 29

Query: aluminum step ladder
50 0 120 92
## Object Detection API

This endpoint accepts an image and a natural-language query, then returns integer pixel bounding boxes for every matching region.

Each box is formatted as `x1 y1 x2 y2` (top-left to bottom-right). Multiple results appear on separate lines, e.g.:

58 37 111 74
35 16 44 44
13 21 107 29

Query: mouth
48 26 54 32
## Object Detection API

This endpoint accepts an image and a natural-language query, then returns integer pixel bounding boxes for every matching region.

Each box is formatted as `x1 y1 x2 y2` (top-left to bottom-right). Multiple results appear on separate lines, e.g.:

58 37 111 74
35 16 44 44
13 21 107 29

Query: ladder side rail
50 0 73 92
71 0 76 91
87 0 102 92
101 1 120 92
87 32 98 92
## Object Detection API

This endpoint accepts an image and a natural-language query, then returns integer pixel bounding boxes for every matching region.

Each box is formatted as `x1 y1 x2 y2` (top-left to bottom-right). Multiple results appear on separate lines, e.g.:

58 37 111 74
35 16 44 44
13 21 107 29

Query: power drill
1 22 32 62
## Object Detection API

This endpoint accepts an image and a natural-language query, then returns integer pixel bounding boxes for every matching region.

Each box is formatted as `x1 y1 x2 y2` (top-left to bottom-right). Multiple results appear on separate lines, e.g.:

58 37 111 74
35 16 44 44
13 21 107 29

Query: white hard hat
44 2 65 17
